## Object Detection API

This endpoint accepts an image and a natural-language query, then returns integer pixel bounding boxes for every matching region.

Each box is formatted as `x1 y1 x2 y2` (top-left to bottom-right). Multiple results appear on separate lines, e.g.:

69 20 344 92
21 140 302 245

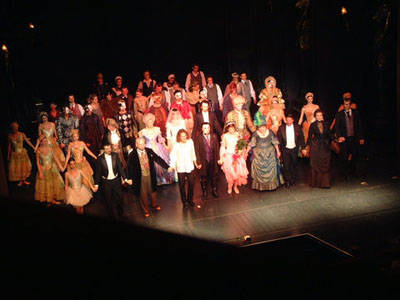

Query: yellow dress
34 149 65 203
40 125 66 166
69 142 94 186
8 132 32 181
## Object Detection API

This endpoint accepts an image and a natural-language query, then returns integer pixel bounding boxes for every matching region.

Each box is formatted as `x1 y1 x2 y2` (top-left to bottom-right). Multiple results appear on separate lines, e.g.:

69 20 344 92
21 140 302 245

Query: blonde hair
106 118 118 128
233 95 246 106
143 113 155 124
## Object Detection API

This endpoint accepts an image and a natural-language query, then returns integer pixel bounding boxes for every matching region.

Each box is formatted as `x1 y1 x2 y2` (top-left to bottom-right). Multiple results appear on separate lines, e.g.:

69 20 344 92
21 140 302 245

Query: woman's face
145 116 155 127
228 126 235 134
41 115 48 123
234 103 243 111
306 96 314 104
40 138 48 146
258 125 267 134
92 96 99 104
315 112 323 121
175 92 182 100
271 101 278 109
72 133 79 142
10 124 18 133
69 160 76 170
180 132 188 143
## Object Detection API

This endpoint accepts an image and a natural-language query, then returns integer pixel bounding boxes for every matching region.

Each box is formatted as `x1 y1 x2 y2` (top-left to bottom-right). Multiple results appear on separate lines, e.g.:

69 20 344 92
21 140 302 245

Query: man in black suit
94 143 132 220
193 100 222 139
194 122 220 200
277 113 307 187
334 95 364 181
127 137 174 218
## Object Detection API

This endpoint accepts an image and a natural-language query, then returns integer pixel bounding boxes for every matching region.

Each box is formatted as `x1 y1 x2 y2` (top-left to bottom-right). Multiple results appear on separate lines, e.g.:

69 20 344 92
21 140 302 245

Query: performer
79 104 103 155
139 113 174 185
57 106 79 155
185 63 206 91
258 76 285 111
68 94 84 120
334 96 364 181
116 86 135 114
114 99 138 151
170 91 193 137
265 97 286 135
94 143 132 220
218 122 249 194
248 119 282 191
91 72 110 101
8 122 35 186
127 138 174 218
137 70 156 97
48 102 60 123
133 89 149 131
277 113 306 188
146 94 169 137
36 111 65 165
224 72 240 98
298 92 320 145
111 75 123 97
103 118 126 169
202 75 223 124
237 72 257 111
222 82 238 122
64 132 97 186
34 135 65 205
306 109 339 188
185 82 202 118
87 94 103 121
194 122 220 200
100 91 119 125
169 129 200 208
225 95 256 140
193 100 222 138
168 81 187 106
65 158 96 214
330 92 358 130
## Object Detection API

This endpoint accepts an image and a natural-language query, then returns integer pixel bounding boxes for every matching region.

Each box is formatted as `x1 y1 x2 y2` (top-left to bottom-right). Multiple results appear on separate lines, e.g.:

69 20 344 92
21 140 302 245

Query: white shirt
286 124 296 149
169 139 196 173
105 153 117 180
110 130 120 145
344 109 352 117
202 111 209 123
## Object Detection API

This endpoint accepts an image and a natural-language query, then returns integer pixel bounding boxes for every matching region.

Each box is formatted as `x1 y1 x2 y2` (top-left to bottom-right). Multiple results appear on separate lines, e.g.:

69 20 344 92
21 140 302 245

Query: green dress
249 130 281 191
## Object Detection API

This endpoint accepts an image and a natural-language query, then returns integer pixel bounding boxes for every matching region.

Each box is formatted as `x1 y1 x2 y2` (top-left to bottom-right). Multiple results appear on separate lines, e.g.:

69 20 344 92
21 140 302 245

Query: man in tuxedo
193 100 222 139
194 123 220 200
127 138 174 218
277 113 307 187
334 95 364 181
94 143 132 220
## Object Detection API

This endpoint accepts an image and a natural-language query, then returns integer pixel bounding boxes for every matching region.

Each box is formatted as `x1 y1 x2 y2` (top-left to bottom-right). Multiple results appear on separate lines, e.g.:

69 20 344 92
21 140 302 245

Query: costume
57 114 79 154
248 130 281 191
8 132 32 181
68 142 94 185
39 123 66 165
139 127 174 185
134 96 149 130
100 97 119 121
79 113 103 155
237 79 256 111
65 171 92 207
114 110 137 148
225 109 256 140
192 110 222 138
219 133 248 186
307 121 336 188
34 149 65 203
258 76 285 110
146 104 168 137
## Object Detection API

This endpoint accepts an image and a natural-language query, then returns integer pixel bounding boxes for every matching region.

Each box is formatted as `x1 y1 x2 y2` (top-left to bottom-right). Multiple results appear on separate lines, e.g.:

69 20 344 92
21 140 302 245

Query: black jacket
94 152 127 185
334 109 363 140
193 111 222 138
277 123 306 152
194 133 220 176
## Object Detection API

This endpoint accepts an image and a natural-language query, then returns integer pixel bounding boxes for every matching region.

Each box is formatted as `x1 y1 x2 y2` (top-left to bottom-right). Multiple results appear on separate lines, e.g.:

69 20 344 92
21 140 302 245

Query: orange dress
8 132 32 181
39 124 66 166
69 142 94 186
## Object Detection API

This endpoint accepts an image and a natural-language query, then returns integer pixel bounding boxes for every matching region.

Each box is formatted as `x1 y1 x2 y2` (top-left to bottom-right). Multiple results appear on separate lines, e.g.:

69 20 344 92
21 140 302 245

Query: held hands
301 149 307 157
167 167 174 173
92 186 99 193
125 179 133 185
60 143 66 149
338 137 346 143
217 160 223 165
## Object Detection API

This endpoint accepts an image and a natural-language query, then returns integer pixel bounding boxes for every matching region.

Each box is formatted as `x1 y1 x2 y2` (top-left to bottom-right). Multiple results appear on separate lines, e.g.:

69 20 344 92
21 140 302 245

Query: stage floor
8 150 400 257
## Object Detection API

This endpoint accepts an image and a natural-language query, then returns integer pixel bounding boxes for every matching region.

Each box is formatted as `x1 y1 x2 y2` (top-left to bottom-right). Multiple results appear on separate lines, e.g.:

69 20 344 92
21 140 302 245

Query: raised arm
83 142 97 160
22 133 35 150
298 107 305 125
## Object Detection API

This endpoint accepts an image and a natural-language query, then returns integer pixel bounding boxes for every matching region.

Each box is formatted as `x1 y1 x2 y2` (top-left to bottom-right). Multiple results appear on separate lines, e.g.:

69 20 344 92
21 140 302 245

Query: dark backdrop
0 0 397 143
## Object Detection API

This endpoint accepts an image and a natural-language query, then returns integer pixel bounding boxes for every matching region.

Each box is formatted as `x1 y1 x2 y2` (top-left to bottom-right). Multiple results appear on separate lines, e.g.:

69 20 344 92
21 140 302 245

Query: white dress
166 119 186 148
65 172 92 207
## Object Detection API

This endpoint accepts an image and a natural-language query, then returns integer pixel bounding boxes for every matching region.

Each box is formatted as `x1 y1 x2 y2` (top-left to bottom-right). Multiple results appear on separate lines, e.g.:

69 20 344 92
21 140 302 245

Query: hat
233 95 246 106
115 75 122 82
305 92 314 99
253 114 267 127
168 74 175 80
343 92 352 100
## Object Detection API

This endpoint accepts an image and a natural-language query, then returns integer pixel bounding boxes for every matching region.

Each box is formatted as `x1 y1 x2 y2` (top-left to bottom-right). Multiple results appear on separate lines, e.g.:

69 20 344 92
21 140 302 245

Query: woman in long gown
298 92 320 146
218 122 249 194
265 98 286 135
306 109 339 188
35 136 65 205
139 113 174 185
248 122 282 191
36 112 66 166
146 94 168 137
258 76 285 111
65 158 96 214
64 132 97 186
8 122 35 186
166 108 187 151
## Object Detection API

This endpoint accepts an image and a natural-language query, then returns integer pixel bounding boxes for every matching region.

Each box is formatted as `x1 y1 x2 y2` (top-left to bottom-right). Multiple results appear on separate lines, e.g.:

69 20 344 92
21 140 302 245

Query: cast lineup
7 65 364 219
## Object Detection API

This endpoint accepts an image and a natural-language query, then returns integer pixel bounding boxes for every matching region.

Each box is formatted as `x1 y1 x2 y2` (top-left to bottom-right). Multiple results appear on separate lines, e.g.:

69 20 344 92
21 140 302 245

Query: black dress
307 121 336 188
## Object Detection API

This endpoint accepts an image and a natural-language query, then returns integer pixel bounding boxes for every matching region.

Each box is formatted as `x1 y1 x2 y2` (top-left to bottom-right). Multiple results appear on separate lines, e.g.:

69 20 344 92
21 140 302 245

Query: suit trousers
201 160 217 190
177 171 195 204
101 177 124 220
282 148 298 184
340 136 359 176
139 174 157 214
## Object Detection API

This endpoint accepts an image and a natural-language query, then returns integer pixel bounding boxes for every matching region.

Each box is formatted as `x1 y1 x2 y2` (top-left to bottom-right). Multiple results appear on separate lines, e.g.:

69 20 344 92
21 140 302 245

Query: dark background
0 0 398 145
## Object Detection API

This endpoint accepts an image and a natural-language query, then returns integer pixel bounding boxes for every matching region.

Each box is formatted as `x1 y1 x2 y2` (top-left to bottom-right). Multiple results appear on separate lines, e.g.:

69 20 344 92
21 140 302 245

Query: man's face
136 91 143 98
169 77 175 83
193 65 199 72
202 124 210 135
175 92 182 100
173 84 179 90
64 107 70 115
68 96 75 103
136 139 146 150
201 102 209 112
286 117 294 126
240 73 247 81
106 94 112 100
122 88 128 95
207 77 213 85
104 145 112 155
343 100 351 110
144 72 150 79
116 79 122 86
119 102 126 110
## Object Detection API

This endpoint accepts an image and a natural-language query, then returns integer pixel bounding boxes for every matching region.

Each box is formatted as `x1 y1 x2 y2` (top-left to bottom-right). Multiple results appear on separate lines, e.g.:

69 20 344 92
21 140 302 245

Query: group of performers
7 66 364 219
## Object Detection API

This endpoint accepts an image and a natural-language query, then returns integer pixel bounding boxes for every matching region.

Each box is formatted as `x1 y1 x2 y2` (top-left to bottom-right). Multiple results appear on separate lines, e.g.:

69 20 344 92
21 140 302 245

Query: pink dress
220 133 248 186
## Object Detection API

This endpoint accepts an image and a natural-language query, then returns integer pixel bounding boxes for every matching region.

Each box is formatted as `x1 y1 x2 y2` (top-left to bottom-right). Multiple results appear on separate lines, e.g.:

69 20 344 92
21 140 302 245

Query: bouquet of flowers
234 135 249 160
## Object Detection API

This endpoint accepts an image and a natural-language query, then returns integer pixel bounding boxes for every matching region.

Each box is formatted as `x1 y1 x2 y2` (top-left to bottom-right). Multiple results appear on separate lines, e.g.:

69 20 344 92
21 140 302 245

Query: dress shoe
144 213 151 218
212 189 219 198
285 183 290 189
152 205 161 211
